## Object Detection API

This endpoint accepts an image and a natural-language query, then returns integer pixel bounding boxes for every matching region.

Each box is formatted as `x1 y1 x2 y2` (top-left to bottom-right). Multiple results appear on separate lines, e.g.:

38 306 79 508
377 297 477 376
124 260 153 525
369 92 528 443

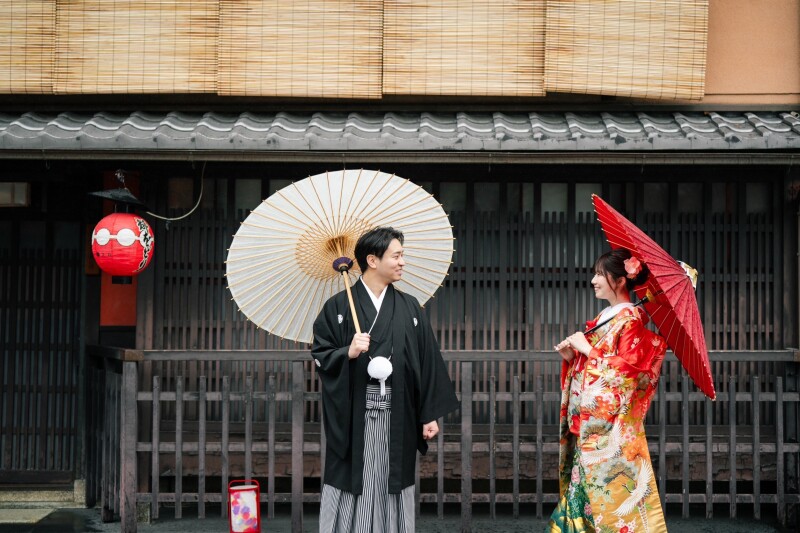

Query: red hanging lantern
91 212 154 276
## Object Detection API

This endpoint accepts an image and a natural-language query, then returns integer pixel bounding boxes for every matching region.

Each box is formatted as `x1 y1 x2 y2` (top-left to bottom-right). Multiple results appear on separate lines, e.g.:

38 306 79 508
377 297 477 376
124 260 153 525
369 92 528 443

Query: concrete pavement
0 506 788 533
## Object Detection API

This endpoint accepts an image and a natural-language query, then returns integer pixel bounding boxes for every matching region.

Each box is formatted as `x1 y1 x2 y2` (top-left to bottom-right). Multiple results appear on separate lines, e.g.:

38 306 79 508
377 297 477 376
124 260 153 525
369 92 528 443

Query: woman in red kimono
548 249 668 533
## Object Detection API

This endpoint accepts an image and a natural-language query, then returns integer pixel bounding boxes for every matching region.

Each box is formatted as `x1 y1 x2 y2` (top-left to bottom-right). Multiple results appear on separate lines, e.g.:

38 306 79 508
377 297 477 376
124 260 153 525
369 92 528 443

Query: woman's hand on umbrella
348 333 371 359
565 332 592 356
422 420 439 440
554 339 575 363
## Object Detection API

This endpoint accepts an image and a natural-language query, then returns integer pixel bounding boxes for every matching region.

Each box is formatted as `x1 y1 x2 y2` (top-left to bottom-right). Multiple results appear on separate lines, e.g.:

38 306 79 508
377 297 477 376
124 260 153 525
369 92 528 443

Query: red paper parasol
592 194 716 400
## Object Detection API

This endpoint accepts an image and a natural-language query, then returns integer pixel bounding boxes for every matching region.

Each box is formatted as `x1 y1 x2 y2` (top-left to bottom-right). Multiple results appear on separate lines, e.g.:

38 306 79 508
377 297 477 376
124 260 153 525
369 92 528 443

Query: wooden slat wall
54 0 218 94
0 0 55 94
0 247 81 481
142 178 784 427
383 0 546 96
218 0 383 98
545 0 708 100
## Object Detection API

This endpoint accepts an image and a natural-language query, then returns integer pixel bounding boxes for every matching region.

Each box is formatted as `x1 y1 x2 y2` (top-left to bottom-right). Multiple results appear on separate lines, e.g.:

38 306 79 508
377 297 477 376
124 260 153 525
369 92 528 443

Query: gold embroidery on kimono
550 306 668 533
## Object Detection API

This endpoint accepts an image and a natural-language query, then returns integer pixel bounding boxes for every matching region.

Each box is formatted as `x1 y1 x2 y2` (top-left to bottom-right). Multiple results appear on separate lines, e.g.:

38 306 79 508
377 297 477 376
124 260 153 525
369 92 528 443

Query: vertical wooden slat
535 375 544 520
738 186 747 351
221 376 230 519
488 377 496 519
705 394 713 518
532 185 542 351
268 374 276 520
499 186 509 353
175 376 183 519
776 377 785 527
137 240 156 351
512 376 520 519
291 361 304 532
198 377 207 519
729 376 737 519
151 376 160 519
658 376 666 509
438 417 445 519
38 228 53 472
114 373 122 515
120 362 138 533
752 375 760 520
566 184 576 331
682 375 690 518
52 250 64 471
461 362 473 532
773 177 784 349
245 376 253 481
465 188 475 352
100 367 111 520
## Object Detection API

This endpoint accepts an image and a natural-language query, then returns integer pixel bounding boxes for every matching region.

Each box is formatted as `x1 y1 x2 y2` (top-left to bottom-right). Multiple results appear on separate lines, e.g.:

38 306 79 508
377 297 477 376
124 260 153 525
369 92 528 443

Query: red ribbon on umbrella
591 194 716 400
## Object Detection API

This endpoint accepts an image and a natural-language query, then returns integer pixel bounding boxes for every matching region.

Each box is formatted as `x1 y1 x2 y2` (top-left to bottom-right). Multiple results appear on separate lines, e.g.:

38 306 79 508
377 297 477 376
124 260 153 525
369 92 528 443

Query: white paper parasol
225 169 454 343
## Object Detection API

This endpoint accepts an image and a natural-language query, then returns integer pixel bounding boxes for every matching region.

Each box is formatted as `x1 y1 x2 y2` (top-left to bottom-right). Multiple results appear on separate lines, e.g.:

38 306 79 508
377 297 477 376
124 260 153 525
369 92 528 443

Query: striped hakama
319 384 415 533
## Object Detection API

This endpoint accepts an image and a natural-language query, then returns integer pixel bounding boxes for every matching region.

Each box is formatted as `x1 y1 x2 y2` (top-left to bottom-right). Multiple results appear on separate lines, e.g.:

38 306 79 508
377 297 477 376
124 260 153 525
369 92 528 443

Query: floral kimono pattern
548 306 668 533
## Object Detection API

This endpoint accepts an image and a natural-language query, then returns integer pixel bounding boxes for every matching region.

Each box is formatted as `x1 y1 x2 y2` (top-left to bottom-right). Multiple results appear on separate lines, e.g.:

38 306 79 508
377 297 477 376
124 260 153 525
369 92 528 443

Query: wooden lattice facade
1 160 799 531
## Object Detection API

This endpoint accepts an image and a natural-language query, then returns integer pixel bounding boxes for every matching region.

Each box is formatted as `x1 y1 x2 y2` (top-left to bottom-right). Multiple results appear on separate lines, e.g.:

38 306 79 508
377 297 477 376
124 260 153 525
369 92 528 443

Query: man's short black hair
354 227 404 272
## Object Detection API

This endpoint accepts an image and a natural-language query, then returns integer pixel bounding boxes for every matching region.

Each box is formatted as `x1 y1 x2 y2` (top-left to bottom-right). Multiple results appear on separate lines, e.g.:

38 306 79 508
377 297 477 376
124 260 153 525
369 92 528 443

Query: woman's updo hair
594 248 649 291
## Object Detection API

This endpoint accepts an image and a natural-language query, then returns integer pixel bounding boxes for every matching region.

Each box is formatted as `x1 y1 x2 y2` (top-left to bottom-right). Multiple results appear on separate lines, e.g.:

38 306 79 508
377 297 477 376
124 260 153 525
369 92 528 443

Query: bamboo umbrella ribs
225 169 454 344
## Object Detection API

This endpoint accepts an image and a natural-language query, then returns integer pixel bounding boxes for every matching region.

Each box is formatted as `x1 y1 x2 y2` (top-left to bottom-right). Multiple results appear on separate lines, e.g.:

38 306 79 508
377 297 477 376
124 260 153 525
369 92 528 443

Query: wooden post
706 396 713 519
268 375 276 520
752 376 761 520
535 375 544 520
438 416 445 519
729 376 737 519
682 376 689 518
198 377 207 519
221 377 230 519
777 377 785 527
150 376 160 520
291 361 304 532
120 361 138 533
489 377 496 520
461 362 472 533
658 377 666 510
512 376 520 519
175 377 183 519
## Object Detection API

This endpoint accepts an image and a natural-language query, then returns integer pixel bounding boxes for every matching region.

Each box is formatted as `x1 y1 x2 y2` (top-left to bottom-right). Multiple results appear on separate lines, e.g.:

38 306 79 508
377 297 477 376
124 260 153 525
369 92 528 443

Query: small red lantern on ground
91 212 154 276
228 479 261 533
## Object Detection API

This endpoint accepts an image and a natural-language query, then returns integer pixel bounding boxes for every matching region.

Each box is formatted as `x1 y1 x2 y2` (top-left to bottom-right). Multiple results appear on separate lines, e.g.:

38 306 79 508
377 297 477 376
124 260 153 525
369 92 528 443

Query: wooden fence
86 346 800 533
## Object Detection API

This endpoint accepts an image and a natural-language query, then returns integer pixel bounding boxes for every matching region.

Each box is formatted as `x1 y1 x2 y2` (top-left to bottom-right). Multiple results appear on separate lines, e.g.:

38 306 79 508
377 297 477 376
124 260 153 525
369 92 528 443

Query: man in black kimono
312 226 459 533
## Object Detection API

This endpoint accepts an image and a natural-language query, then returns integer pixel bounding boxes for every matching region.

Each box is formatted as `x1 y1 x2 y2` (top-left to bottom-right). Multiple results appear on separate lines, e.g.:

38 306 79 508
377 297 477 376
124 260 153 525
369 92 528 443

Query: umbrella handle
341 271 362 334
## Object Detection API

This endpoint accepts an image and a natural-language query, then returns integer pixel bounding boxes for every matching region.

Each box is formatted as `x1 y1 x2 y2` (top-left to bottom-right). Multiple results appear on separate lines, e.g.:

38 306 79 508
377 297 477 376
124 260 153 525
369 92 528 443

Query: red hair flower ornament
623 256 642 279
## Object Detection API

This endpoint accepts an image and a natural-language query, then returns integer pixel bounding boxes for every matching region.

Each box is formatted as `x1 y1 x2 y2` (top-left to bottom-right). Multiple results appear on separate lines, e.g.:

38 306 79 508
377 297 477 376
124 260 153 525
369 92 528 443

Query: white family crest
337 314 343 324
413 317 418 327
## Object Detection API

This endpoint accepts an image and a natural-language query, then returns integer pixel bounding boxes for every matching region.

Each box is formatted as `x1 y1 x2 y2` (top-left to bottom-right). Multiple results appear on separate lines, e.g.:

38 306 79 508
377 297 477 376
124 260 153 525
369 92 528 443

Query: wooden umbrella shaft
342 271 362 334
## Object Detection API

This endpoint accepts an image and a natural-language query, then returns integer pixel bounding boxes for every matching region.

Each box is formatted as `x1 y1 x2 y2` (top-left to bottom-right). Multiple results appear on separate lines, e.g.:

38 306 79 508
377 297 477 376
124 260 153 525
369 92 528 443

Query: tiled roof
0 111 798 153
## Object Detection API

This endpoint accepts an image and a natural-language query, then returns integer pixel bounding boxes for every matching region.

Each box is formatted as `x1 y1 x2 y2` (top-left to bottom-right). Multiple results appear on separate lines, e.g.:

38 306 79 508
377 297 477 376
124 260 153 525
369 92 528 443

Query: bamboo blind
0 1 55 94
545 0 708 100
218 1 383 98
383 0 545 96
54 0 218 94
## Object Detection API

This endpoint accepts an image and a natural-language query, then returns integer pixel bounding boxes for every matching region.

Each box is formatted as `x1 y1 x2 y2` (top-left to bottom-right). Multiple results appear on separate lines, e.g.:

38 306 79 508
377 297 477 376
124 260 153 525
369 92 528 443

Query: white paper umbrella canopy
225 169 454 343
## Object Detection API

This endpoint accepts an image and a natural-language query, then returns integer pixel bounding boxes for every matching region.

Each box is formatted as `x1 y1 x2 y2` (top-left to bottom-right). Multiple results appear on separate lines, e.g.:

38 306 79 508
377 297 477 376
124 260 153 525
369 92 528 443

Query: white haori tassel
367 356 393 396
